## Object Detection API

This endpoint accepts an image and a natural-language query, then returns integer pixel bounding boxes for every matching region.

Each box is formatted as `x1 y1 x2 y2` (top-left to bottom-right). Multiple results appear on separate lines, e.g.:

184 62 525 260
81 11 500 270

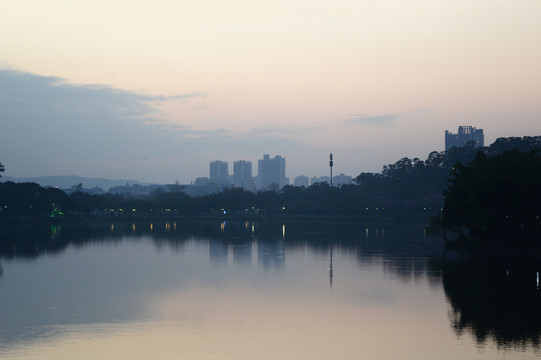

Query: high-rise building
333 173 352 187
445 126 484 151
233 160 254 190
258 155 287 189
293 175 309 187
209 160 229 185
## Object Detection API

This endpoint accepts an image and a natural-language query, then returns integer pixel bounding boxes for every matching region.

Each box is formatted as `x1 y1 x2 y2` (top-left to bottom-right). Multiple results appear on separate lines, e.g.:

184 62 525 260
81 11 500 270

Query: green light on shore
50 203 64 218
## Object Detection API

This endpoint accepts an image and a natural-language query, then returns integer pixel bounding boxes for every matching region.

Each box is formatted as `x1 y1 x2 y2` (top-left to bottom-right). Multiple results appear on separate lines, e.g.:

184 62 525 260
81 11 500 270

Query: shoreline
0 213 434 225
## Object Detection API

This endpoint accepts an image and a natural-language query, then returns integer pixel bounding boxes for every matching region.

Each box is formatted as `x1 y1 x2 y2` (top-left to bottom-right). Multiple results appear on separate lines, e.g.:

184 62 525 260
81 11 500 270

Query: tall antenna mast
329 153 333 187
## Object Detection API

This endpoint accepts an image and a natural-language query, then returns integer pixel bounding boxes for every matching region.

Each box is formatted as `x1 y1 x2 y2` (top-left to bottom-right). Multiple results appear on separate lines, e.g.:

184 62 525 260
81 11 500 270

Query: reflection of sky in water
0 223 539 359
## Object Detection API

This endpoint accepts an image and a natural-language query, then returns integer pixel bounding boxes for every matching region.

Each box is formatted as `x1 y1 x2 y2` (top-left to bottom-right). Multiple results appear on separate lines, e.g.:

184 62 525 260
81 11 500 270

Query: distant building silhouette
209 160 230 185
310 176 330 185
233 160 254 190
194 177 211 185
258 155 287 189
293 175 309 187
445 126 484 151
333 173 352 187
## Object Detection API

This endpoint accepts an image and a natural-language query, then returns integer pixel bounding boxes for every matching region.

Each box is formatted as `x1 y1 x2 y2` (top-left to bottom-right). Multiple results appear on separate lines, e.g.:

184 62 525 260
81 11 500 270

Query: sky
1 0 540 184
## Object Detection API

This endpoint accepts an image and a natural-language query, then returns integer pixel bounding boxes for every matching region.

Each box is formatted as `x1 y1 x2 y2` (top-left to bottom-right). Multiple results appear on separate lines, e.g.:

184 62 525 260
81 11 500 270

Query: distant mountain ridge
0 175 146 191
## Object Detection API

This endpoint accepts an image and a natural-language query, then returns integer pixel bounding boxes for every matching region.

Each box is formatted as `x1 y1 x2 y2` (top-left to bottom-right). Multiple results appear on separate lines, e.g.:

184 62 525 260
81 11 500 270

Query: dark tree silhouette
432 149 541 244
434 255 541 348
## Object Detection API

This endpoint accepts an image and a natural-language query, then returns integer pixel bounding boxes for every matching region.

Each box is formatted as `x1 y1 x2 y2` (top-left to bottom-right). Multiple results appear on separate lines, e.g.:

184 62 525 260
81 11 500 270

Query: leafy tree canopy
432 149 541 244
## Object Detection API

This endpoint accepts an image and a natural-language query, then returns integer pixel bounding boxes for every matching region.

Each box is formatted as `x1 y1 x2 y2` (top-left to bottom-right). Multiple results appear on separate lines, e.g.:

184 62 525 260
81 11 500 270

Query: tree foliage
2 136 541 221
0 181 68 217
433 149 541 243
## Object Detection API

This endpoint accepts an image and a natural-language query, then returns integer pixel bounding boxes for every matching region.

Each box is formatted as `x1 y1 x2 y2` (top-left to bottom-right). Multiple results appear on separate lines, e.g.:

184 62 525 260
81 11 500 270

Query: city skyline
1 1 540 184
205 155 354 190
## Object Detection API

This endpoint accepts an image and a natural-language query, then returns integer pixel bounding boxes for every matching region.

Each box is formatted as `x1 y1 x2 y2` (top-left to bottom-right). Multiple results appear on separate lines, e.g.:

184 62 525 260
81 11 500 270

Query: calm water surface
0 220 539 359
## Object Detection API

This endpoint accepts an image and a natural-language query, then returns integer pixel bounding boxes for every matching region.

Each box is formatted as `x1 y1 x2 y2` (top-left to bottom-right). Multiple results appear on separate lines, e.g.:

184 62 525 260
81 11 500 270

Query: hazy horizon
1 1 540 184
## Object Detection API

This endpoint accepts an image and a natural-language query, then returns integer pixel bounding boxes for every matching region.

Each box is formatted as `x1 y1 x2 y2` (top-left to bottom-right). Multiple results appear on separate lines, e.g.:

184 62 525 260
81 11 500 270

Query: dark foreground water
0 220 539 359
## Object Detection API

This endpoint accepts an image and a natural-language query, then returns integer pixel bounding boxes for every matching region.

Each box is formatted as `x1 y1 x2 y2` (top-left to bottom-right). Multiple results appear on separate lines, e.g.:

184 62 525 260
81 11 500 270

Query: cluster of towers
204 153 353 191
207 155 288 190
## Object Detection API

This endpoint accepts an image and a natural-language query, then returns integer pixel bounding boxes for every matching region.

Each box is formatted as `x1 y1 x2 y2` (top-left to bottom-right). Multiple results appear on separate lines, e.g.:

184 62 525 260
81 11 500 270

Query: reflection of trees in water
0 221 196 260
2 220 540 349
351 224 443 289
0 220 442 278
434 253 541 349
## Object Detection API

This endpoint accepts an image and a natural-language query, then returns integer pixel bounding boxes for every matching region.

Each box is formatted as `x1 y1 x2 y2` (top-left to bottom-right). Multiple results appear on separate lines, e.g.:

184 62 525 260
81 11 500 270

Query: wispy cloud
346 113 398 126
143 92 207 103
0 69 305 180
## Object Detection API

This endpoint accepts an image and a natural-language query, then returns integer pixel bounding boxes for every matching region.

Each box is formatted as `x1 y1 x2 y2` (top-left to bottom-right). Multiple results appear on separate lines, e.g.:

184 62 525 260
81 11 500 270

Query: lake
0 219 539 359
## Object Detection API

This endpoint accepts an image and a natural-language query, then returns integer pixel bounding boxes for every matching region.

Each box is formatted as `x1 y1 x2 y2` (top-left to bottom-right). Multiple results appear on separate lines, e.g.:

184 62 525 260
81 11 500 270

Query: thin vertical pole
329 153 333 187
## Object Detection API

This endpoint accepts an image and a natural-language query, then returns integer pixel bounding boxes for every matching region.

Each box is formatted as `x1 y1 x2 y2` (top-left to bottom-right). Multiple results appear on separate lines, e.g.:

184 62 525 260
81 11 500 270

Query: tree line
1 136 541 229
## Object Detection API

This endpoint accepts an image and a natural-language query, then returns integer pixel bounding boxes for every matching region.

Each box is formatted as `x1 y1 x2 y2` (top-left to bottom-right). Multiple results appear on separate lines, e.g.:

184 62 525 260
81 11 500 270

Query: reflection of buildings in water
233 241 252 265
257 240 285 269
209 240 228 265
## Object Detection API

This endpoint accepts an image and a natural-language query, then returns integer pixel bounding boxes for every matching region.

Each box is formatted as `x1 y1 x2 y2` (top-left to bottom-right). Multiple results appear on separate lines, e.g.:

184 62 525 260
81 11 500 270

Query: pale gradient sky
1 0 540 184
